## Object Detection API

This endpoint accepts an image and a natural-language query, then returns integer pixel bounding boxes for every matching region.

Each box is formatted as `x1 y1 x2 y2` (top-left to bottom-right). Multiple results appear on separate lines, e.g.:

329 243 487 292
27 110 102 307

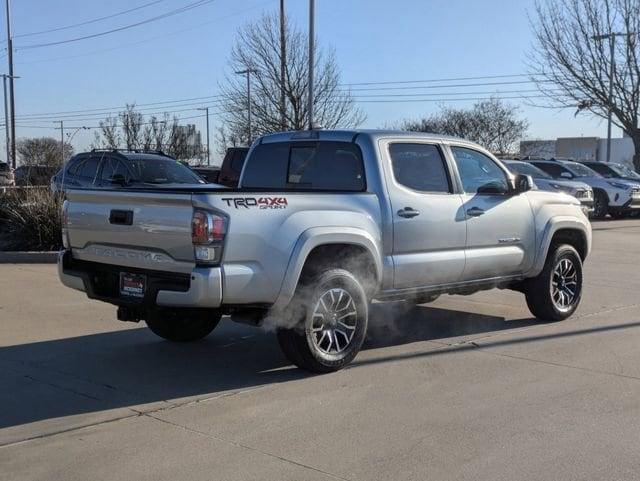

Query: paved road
1 220 640 481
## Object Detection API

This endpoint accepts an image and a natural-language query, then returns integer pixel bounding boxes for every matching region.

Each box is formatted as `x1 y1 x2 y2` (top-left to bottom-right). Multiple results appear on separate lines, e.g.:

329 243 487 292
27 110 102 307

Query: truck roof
258 129 476 145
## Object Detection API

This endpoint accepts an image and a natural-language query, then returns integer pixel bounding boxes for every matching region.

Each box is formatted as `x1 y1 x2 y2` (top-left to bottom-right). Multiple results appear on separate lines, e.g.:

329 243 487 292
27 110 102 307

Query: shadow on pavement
2 302 635 432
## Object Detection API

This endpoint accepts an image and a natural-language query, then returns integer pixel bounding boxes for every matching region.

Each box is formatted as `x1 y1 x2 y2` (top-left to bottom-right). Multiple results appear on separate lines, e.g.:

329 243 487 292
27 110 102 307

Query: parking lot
1 219 639 481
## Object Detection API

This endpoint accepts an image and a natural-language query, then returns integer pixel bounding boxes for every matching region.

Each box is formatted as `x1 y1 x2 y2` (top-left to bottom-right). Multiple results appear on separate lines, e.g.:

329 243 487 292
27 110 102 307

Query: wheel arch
272 227 383 310
529 217 591 277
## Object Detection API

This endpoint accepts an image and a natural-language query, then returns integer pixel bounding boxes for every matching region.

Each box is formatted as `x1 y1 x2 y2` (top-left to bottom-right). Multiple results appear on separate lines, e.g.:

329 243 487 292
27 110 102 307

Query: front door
384 141 467 289
449 146 536 281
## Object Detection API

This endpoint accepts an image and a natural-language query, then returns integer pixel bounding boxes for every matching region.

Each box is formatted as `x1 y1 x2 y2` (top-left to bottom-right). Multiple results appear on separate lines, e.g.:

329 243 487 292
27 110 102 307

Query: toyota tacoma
59 130 592 372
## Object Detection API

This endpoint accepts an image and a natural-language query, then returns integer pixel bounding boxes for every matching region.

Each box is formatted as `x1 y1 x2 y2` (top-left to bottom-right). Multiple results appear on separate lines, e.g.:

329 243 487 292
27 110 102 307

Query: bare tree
17 137 73 168
217 11 364 147
530 0 640 170
400 98 529 155
92 106 203 161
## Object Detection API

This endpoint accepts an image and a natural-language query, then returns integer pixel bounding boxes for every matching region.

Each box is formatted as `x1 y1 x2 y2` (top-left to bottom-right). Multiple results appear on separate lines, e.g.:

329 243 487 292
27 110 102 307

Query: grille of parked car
631 188 640 199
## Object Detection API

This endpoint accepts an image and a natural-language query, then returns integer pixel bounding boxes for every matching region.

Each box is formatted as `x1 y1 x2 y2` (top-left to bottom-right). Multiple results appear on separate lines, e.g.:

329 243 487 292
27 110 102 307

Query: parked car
14 165 57 186
190 165 220 184
51 149 205 192
0 162 13 187
579 161 640 183
59 131 591 372
529 159 640 219
503 160 594 215
217 147 249 187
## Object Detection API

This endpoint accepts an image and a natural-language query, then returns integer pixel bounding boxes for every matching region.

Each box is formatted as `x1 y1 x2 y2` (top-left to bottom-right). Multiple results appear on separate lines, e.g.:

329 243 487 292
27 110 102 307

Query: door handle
397 207 420 218
466 207 485 217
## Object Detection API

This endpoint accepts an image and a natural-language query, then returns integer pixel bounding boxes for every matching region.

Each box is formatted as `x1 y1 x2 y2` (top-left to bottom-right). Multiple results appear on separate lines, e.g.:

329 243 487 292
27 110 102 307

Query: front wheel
524 244 583 322
145 308 221 342
277 268 369 373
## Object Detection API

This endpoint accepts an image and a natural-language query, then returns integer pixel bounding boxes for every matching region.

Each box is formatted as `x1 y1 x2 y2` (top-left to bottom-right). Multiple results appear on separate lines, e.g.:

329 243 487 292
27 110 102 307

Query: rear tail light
61 200 70 249
192 209 227 265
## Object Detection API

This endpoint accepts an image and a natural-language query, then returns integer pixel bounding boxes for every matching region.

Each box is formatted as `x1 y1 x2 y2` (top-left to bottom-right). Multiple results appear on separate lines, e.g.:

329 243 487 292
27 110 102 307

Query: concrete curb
0 251 59 264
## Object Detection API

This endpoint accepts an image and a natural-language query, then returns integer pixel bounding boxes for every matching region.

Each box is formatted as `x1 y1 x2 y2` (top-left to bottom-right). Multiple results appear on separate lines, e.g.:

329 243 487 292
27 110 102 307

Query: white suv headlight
608 181 631 190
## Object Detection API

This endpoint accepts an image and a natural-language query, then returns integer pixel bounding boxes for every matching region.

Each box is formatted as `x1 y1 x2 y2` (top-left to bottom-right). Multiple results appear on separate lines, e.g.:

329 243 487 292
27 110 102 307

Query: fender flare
529 216 591 277
271 227 383 311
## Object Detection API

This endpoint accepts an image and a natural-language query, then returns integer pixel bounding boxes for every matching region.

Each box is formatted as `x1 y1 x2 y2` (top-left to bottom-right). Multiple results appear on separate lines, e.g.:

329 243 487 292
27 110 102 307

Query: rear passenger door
382 141 467 289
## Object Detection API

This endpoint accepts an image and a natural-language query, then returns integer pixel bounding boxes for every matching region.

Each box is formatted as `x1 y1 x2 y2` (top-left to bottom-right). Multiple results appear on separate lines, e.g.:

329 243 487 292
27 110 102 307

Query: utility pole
279 0 286 131
57 120 64 163
5 0 16 169
197 107 210 165
308 0 315 130
2 75 9 167
235 69 256 144
592 31 636 163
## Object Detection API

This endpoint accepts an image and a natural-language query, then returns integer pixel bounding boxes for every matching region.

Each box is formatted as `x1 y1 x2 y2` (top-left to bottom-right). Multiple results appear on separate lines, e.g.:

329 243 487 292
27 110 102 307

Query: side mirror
560 172 573 179
514 174 534 194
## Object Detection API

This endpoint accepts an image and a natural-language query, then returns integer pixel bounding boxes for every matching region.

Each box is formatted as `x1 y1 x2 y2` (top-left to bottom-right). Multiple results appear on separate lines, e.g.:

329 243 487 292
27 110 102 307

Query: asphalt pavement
1 219 640 481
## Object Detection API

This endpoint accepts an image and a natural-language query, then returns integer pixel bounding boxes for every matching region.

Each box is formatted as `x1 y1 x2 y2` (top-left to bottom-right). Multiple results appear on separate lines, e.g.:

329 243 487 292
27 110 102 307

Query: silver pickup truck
59 130 592 372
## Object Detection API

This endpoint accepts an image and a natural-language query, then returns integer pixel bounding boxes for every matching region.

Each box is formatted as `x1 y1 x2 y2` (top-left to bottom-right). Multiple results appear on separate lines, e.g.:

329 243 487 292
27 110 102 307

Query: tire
145 308 221 342
524 244 583 322
592 191 609 219
277 268 369 373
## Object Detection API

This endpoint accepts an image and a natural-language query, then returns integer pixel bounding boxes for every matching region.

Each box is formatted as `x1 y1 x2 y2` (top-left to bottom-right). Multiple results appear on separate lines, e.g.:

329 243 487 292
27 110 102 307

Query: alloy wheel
550 257 579 312
310 288 358 354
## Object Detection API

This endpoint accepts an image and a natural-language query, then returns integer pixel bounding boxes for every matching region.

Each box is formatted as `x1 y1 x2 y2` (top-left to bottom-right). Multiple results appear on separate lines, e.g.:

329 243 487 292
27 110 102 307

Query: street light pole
2 75 9 167
5 0 16 169
280 0 286 131
308 0 315 130
197 107 210 165
235 69 256 144
592 31 636 163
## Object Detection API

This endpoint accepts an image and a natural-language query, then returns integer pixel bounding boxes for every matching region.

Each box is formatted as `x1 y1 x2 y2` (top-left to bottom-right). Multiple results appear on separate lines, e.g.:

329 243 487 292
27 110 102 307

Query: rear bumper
58 250 222 308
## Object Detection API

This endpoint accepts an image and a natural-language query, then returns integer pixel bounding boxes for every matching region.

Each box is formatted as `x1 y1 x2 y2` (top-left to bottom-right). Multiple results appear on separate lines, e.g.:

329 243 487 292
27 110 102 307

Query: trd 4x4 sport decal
221 197 288 209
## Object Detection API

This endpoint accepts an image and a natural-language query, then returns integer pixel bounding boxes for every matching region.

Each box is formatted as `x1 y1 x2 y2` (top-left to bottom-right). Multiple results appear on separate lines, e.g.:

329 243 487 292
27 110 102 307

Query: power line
15 104 225 124
340 73 543 87
14 76 543 119
16 95 225 118
15 112 215 131
350 94 549 104
14 0 167 39
15 0 216 50
15 0 275 65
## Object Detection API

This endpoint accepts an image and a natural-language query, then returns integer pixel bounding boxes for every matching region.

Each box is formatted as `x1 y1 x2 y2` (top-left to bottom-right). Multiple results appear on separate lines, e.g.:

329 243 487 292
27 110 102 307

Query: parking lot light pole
197 107 210 165
2 75 9 167
592 32 636 163
235 69 257 144
308 0 315 130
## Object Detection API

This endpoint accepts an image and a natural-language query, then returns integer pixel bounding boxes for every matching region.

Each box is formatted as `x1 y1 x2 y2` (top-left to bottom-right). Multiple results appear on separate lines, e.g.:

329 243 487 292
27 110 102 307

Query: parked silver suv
503 160 593 215
59 130 592 372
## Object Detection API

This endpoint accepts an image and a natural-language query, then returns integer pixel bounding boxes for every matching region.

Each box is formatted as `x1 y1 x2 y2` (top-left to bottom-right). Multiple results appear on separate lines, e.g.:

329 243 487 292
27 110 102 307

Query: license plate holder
119 272 146 299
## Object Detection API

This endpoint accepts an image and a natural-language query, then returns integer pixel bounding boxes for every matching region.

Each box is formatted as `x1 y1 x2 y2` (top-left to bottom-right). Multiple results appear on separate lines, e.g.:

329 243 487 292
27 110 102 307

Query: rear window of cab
242 141 366 191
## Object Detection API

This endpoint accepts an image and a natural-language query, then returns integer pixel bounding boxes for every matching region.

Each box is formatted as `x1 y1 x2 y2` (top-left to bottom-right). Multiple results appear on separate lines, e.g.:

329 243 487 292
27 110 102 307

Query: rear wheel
592 191 609 219
145 308 221 342
277 268 368 373
524 244 583 322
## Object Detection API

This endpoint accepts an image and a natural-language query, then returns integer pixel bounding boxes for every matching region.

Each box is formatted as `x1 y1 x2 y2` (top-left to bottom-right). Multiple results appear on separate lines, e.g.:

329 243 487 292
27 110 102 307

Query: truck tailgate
66 189 196 274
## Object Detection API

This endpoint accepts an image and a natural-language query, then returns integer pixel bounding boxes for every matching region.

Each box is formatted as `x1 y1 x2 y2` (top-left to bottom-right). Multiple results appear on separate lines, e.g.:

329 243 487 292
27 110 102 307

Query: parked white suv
530 160 640 219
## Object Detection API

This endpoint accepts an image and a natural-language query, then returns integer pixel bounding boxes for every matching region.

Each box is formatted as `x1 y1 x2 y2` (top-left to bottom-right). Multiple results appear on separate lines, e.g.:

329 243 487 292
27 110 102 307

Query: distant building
520 136 635 166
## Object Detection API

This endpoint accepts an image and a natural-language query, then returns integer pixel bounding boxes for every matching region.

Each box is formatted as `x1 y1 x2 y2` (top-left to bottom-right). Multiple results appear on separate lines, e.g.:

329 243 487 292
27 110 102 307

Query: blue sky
4 0 618 163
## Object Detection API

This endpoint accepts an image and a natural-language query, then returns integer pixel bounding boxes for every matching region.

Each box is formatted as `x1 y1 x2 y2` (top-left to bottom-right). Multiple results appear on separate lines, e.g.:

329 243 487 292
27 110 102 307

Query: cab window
451 146 510 194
